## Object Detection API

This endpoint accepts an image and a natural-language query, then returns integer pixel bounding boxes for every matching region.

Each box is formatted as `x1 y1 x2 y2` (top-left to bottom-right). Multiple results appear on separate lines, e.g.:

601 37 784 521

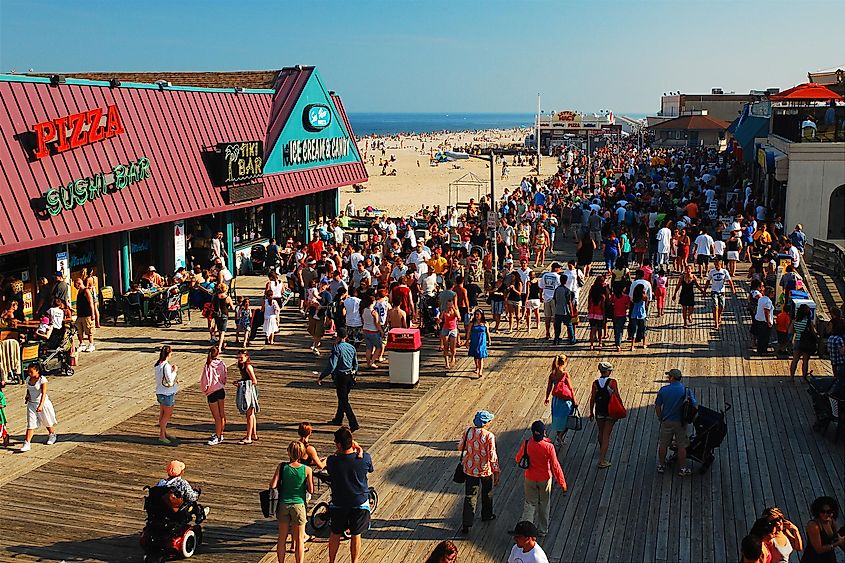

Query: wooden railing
812 239 845 281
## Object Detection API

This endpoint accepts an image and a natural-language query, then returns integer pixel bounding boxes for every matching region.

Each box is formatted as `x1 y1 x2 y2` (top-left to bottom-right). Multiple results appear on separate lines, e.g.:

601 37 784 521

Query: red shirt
391 285 413 314
514 437 567 488
612 294 631 317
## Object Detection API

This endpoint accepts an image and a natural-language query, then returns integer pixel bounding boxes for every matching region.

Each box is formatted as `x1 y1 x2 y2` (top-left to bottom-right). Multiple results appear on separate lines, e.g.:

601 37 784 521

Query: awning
727 117 740 134
734 116 770 161
757 146 789 182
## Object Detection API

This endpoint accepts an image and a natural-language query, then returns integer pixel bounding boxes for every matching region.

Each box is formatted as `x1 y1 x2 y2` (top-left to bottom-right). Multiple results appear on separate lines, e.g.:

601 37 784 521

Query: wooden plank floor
1 251 843 563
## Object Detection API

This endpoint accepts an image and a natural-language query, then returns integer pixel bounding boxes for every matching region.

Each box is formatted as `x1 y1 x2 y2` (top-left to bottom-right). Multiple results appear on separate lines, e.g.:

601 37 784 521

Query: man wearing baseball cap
655 368 697 476
508 521 549 563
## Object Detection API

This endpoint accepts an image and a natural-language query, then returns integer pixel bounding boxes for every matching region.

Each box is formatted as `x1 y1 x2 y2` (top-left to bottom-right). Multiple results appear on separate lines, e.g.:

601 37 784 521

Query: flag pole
536 93 541 176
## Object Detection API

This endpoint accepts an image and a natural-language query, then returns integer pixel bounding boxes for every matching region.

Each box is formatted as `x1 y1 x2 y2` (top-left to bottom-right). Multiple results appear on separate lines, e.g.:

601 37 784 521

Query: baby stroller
39 325 76 377
250 244 266 273
148 289 180 328
806 374 843 438
666 402 731 474
418 294 440 336
140 485 204 562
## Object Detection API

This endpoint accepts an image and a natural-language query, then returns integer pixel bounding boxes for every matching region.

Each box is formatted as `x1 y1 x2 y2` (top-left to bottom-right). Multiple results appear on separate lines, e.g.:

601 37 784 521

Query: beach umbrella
769 82 843 102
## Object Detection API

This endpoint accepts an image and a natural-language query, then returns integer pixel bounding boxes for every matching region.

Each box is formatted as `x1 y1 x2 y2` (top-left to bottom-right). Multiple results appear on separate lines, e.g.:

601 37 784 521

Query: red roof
769 82 844 102
649 115 731 130
0 72 366 254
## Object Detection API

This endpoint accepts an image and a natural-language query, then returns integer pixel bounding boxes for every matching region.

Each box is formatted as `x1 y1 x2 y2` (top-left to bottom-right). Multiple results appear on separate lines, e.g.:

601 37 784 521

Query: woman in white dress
262 289 280 344
20 365 58 452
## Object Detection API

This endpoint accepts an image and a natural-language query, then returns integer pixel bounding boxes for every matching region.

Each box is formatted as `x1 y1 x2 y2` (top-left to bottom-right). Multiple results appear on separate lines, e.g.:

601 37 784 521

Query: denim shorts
363 330 383 350
491 301 505 316
157 393 176 407
441 328 458 338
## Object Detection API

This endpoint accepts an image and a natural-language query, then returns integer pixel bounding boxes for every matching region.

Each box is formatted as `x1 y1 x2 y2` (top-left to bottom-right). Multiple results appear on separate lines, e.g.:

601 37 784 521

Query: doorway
828 184 845 239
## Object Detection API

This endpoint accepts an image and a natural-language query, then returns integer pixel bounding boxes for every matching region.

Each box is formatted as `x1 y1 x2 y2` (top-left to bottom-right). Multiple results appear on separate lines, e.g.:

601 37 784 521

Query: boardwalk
1 254 842 563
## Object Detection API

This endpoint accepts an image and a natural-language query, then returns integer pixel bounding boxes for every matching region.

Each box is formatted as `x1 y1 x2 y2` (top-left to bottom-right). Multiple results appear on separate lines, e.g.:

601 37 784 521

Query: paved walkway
0 255 842 563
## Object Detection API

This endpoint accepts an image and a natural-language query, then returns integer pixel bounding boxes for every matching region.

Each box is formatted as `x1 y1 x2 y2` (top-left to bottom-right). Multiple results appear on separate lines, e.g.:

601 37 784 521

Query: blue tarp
735 116 770 161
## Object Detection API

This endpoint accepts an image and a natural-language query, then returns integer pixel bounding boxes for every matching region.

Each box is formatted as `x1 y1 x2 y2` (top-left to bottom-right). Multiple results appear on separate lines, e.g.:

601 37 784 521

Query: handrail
812 239 845 281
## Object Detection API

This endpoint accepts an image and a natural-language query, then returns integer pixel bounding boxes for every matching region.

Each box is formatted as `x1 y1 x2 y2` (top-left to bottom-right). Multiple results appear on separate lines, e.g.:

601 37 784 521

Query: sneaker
19 441 31 452
207 435 221 446
78 344 88 352
46 433 57 445
678 467 692 477
86 344 95 352
656 464 665 474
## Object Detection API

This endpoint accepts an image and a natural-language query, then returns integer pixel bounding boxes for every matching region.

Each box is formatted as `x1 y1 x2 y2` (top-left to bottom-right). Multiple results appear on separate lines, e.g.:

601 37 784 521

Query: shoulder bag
565 404 583 431
681 387 698 424
259 462 286 518
518 439 530 469
551 374 574 400
453 428 471 484
607 380 628 419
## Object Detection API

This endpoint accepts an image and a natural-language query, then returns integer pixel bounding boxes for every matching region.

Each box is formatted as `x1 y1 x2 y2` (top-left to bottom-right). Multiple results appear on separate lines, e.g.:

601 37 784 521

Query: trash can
385 328 422 387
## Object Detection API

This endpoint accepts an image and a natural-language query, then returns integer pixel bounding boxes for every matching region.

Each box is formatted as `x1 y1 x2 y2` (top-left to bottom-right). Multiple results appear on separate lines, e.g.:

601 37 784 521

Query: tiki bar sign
43 156 152 216
217 140 264 184
32 105 125 159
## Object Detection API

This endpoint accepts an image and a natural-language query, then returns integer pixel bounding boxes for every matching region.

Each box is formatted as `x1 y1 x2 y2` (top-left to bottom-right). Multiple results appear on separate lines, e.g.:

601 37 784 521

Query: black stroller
667 402 731 474
418 294 440 336
39 325 76 377
250 244 266 273
806 374 844 439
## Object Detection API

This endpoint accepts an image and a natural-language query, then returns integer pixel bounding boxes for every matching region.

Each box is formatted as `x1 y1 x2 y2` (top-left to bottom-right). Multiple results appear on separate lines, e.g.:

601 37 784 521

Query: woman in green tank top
269 440 313 563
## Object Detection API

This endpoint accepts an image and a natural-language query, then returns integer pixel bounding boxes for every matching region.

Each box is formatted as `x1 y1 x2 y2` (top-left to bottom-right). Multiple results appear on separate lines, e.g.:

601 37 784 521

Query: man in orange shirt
685 200 699 219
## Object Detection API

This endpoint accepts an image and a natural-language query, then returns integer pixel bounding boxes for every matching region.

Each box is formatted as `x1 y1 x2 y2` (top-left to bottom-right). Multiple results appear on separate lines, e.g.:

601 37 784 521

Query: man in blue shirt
326 427 374 563
655 368 697 476
317 328 360 431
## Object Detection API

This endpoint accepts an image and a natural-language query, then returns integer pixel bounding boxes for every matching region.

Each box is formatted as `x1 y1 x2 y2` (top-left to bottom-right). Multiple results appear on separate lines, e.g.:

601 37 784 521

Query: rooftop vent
711 88 724 95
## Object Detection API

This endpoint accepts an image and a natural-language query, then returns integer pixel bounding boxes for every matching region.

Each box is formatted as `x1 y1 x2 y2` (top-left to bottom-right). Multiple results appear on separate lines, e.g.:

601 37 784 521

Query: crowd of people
4 129 843 563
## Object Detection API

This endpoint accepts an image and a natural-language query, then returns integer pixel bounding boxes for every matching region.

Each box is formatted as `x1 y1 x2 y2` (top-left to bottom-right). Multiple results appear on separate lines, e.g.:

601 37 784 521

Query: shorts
695 254 710 266
777 331 790 347
363 330 383 350
727 251 740 261
308 317 325 338
491 301 505 316
658 420 690 449
711 292 725 309
589 318 605 328
0 423 7 438
543 299 555 319
214 315 229 332
74 316 94 338
329 506 370 536
459 307 470 325
526 299 541 311
441 328 458 338
277 503 307 526
507 300 522 309
157 393 176 407
206 388 225 403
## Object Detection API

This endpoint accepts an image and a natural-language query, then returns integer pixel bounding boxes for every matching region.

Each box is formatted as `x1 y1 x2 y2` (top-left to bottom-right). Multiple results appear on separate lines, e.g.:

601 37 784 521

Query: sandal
597 460 611 469
238 438 253 445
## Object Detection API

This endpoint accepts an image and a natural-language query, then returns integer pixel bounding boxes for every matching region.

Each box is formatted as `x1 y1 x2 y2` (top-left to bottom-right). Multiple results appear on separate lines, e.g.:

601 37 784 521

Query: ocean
347 112 650 136
347 112 535 136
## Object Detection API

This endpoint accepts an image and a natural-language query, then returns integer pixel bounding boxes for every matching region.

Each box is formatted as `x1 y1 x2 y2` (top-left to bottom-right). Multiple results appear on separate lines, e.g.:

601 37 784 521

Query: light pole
445 150 497 270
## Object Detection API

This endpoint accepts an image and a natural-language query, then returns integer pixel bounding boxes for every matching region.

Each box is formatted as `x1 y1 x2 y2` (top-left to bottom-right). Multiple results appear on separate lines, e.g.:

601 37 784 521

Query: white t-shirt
694 234 714 256
754 295 774 323
155 361 179 396
350 252 365 270
713 240 726 256
629 278 653 301
788 245 801 268
517 267 532 286
539 271 561 301
343 296 363 327
563 269 584 299
707 268 731 293
656 227 672 253
508 543 549 563
47 306 65 329
408 249 431 267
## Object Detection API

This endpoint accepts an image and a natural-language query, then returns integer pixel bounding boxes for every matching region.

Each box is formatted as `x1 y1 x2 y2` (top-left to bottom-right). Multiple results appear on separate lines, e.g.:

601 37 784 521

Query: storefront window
129 227 152 282
66 239 98 304
0 250 33 320
277 201 305 244
233 205 267 248
186 218 216 269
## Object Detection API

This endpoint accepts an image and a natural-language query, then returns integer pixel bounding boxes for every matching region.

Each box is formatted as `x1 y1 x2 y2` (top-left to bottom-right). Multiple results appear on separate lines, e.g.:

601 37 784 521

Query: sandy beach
350 128 555 217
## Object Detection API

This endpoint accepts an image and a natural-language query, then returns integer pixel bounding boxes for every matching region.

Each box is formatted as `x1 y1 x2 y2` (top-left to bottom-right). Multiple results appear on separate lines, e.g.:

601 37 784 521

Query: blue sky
1 0 842 114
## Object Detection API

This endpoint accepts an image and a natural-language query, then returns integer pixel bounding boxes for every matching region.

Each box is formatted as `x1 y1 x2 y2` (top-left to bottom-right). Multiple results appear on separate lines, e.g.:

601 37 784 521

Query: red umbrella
770 82 844 102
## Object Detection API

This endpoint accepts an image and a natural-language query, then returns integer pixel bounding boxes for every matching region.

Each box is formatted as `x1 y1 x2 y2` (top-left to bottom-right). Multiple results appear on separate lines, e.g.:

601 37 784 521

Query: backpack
681 387 697 424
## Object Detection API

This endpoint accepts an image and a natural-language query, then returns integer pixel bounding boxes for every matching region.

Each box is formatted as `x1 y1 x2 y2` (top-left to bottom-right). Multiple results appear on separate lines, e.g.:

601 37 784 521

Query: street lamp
444 150 497 269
